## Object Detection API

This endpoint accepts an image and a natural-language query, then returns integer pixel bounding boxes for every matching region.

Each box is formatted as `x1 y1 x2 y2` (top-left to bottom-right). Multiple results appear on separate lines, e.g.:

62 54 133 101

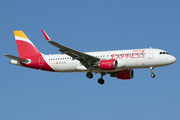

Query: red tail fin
14 30 41 59
13 30 54 71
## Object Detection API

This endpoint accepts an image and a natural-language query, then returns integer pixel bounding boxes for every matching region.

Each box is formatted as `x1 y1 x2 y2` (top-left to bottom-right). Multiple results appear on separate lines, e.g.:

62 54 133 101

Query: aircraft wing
4 54 29 62
42 30 100 68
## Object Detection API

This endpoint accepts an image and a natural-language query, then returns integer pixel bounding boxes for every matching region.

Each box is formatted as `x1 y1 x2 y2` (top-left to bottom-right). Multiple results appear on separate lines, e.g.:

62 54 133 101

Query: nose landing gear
150 67 155 78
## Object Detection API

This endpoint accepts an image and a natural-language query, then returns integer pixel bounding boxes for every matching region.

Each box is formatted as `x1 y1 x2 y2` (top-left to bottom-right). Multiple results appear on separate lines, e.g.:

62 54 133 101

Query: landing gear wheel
86 72 93 79
151 74 155 78
98 78 105 85
150 67 155 78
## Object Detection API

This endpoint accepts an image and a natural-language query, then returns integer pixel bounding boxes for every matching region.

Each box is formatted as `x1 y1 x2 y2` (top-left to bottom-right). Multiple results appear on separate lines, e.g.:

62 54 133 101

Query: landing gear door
148 49 153 59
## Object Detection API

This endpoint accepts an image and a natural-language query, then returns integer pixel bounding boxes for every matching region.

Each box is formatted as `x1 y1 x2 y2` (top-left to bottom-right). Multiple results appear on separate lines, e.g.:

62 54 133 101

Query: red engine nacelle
111 69 134 80
99 59 117 70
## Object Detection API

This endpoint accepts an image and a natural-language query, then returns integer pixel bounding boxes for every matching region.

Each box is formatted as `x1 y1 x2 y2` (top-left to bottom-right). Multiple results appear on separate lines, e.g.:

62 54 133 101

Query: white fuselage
41 48 176 73
5 30 176 84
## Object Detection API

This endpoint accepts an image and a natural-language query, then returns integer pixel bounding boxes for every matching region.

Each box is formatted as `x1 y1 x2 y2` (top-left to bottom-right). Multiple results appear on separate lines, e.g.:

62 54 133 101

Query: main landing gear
86 72 93 79
98 78 104 85
150 67 155 78
98 73 106 85
86 72 105 85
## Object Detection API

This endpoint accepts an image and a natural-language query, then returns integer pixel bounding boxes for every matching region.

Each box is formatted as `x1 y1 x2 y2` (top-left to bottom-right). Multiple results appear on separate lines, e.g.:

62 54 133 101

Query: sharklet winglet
42 30 51 41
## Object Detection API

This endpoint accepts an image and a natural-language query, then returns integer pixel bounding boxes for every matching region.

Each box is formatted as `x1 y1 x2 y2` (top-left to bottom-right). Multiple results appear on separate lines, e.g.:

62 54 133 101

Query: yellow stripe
14 30 29 40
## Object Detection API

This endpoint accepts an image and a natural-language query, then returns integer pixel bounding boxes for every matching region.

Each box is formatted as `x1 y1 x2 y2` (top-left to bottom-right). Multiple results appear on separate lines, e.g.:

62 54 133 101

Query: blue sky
1 0 180 120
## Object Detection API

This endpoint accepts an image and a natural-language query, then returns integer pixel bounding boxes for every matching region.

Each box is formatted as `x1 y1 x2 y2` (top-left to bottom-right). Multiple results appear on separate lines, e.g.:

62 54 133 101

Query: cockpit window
159 52 169 55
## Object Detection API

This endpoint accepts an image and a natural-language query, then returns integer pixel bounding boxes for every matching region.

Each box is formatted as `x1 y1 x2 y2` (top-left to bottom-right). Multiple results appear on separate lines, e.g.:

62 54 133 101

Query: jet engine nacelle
111 69 134 80
99 59 117 70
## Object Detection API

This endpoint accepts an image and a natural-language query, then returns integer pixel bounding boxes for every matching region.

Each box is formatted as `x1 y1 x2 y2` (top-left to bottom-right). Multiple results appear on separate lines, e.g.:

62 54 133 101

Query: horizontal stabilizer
4 54 29 62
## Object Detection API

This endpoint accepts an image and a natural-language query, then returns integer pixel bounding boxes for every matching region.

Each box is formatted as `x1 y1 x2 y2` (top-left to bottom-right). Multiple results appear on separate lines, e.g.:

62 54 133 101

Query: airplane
4 30 176 84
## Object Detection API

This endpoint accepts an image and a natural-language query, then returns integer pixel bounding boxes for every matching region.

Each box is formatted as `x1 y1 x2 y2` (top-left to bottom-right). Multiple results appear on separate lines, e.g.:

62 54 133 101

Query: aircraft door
148 49 153 59
39 56 44 66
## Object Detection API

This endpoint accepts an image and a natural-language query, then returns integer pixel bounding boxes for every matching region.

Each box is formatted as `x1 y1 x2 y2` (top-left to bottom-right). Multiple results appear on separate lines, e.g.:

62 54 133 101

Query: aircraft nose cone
170 56 176 64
